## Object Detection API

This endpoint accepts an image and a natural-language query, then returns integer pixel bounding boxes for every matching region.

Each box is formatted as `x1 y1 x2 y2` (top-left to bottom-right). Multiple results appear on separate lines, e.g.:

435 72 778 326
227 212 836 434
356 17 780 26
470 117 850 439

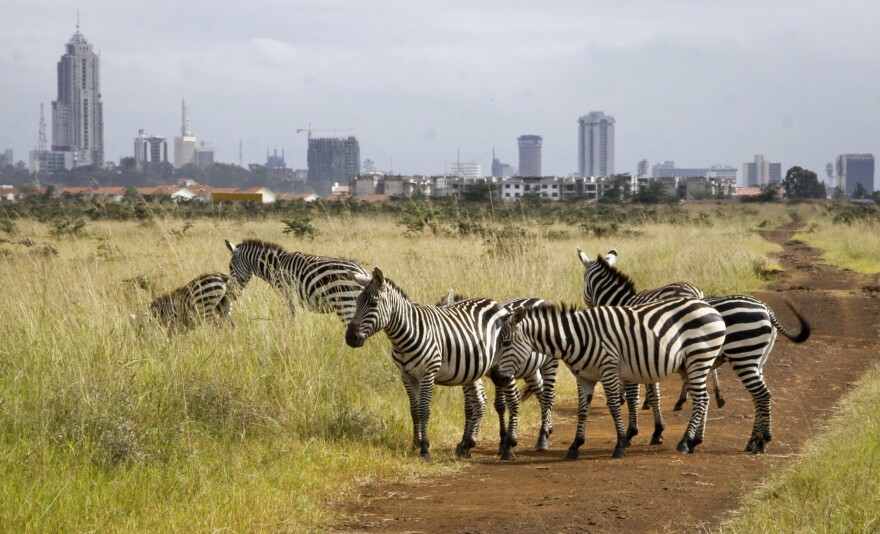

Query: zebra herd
139 238 810 461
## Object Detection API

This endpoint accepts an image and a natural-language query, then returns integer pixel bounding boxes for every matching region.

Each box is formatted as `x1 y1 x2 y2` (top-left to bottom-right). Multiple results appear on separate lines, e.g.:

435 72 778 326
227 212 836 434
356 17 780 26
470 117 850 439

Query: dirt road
338 216 880 533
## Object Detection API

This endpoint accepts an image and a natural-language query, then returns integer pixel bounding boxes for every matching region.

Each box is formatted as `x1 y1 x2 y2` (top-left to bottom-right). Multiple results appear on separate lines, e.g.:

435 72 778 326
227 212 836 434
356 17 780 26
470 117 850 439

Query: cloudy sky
2 1 879 183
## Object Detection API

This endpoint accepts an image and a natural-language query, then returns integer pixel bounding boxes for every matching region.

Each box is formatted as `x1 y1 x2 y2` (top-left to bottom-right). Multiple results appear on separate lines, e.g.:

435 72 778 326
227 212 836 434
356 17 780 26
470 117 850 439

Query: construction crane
296 123 355 142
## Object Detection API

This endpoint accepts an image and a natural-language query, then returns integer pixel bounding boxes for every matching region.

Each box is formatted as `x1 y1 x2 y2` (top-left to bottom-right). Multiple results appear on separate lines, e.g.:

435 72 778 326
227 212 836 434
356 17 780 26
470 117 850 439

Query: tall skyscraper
51 23 104 167
173 100 197 168
517 135 542 177
307 136 360 196
578 111 615 177
835 154 875 195
491 149 514 178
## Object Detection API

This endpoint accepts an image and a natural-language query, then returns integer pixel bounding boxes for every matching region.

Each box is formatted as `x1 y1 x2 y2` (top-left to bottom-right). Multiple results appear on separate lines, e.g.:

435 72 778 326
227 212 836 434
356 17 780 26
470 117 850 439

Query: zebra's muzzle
345 323 366 348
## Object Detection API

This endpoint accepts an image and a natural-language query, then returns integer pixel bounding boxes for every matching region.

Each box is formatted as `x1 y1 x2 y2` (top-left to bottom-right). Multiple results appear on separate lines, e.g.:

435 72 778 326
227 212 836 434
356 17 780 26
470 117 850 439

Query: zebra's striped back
225 239 368 323
147 272 233 331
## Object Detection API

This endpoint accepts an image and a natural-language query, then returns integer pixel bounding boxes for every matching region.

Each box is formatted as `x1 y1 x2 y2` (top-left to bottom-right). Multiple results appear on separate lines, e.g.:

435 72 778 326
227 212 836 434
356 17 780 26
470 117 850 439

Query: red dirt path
337 216 880 533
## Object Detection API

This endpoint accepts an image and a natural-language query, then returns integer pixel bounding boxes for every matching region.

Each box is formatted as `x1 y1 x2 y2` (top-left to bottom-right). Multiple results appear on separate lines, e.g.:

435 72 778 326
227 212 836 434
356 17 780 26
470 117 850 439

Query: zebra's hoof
650 435 663 445
715 396 726 409
500 449 516 461
611 446 626 459
535 434 550 451
641 401 651 410
673 402 685 412
745 437 766 454
421 452 431 462
676 439 692 454
565 449 579 460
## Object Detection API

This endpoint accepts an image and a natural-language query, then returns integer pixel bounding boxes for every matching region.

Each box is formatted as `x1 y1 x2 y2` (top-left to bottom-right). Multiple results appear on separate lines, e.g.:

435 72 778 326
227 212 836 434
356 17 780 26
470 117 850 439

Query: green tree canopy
782 166 826 199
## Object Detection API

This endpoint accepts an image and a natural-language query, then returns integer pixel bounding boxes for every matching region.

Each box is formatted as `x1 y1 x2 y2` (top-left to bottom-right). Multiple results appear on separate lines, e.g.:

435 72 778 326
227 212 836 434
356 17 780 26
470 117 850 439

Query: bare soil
337 216 880 533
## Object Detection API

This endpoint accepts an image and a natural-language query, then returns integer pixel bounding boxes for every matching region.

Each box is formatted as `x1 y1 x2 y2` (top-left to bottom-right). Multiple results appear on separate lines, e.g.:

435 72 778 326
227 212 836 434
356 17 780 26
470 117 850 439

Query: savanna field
1 199 879 532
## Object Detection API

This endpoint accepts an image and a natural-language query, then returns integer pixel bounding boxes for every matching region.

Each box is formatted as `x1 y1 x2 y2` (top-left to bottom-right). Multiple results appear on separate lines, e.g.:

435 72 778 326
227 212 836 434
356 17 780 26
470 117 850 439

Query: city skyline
2 1 879 185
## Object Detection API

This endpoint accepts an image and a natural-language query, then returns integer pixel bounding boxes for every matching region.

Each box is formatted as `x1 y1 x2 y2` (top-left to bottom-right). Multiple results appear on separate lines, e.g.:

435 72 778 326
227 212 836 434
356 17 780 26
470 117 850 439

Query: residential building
30 149 73 173
835 154 875 195
51 24 104 167
307 136 360 196
194 142 216 169
499 176 603 201
742 154 781 187
654 176 736 200
578 111 615 177
517 135 542 177
134 130 168 170
637 159 649 178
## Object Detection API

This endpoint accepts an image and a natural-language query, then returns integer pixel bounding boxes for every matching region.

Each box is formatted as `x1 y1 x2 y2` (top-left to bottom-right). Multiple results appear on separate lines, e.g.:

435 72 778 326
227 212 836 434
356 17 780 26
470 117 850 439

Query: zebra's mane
238 238 286 254
531 301 587 314
376 274 411 302
594 254 638 295
436 292 474 306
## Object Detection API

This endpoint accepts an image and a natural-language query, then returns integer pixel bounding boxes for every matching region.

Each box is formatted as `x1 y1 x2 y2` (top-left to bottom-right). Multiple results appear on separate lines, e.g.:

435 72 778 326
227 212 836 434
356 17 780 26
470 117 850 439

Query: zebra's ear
443 289 455 305
353 272 371 287
604 249 618 266
576 246 591 267
372 267 386 288
129 313 139 322
225 239 237 254
507 306 527 327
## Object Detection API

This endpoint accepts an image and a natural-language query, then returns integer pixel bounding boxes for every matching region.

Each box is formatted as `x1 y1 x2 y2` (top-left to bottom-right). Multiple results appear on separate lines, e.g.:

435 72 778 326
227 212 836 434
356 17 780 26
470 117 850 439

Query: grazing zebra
134 272 236 333
578 248 727 412
496 298 727 458
346 268 509 461
439 292 558 453
577 248 811 453
225 239 368 323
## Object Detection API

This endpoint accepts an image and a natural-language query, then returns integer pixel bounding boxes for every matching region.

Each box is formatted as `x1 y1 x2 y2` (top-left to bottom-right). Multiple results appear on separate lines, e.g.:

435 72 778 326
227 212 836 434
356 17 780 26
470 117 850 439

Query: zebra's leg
538 359 559 447
492 381 508 455
676 368 710 454
734 363 773 454
623 382 640 446
400 372 422 453
673 378 688 411
566 378 597 460
522 370 550 450
416 373 435 460
456 381 486 458
498 376 521 461
645 383 666 445
712 369 726 408
601 366 628 458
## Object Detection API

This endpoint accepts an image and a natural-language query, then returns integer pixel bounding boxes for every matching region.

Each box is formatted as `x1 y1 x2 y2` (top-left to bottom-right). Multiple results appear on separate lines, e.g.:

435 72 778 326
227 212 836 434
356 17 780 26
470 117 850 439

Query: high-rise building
517 135 542 177
0 149 13 167
447 161 482 179
173 100 197 168
835 154 875 195
51 23 104 167
637 159 649 178
134 130 168 170
307 136 360 196
742 154 781 187
266 149 287 170
491 149 514 178
578 111 615 177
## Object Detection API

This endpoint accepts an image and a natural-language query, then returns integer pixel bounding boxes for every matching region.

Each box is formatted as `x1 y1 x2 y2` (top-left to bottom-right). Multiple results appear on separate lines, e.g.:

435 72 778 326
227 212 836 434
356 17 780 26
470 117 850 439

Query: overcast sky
2 1 879 184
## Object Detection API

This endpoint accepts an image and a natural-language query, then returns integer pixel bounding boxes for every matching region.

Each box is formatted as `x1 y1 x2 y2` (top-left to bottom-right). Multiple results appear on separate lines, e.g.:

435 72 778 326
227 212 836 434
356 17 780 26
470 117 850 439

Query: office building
578 111 615 177
266 149 287 170
835 154 875 196
742 154 781 187
517 135 542 177
491 149 514 178
447 160 482 179
134 130 168 170
652 161 738 181
307 136 360 196
51 24 104 167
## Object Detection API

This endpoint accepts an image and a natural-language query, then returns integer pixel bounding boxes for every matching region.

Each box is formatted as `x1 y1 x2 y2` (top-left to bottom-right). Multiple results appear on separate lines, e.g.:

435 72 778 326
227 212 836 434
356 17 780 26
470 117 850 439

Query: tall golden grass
0 203 809 531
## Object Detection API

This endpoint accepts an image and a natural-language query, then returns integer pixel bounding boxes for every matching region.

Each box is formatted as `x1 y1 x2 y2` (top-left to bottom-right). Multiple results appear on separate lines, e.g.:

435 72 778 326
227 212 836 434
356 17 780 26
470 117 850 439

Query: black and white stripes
142 272 235 333
225 239 368 323
345 268 509 460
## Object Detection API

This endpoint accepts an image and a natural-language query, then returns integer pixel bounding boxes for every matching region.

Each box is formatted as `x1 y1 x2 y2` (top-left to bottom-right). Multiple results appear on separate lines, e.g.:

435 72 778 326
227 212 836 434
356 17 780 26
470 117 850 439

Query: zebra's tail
771 297 811 343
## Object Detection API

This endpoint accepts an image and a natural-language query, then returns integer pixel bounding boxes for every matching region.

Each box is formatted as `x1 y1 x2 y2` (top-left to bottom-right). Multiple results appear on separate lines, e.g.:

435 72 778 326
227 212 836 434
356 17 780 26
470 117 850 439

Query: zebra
495 298 727 458
578 248 727 412
346 267 509 461
133 272 236 333
439 291 558 453
577 247 811 453
225 239 368 323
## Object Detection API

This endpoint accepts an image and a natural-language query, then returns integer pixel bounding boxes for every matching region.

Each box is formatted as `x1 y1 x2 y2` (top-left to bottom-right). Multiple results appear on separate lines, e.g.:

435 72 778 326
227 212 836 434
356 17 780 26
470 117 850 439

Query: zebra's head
576 246 618 306
346 266 390 348
225 239 254 291
495 307 533 382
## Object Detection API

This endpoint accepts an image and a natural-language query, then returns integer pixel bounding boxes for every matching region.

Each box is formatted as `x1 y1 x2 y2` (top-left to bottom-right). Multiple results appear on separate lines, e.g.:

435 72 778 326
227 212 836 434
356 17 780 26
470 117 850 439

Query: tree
782 166 826 199
632 180 671 204
599 174 633 204
832 186 846 200
853 182 870 199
